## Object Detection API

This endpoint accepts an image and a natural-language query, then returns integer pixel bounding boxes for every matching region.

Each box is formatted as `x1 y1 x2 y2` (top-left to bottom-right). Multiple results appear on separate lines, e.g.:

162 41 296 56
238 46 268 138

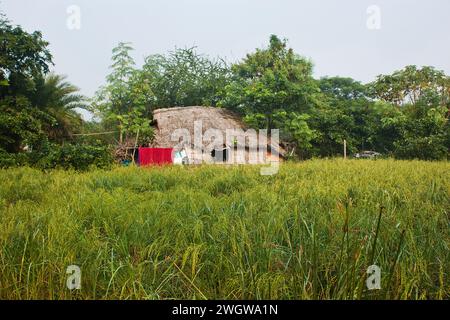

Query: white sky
2 0 450 119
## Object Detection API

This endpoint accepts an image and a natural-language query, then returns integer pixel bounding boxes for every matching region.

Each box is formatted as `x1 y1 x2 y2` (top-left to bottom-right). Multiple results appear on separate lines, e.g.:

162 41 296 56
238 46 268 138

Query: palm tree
31 73 87 142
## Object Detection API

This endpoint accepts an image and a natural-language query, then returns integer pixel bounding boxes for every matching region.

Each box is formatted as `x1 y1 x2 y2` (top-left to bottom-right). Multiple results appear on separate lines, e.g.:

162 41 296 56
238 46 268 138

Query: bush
0 148 29 168
393 135 448 160
0 141 113 171
34 141 113 171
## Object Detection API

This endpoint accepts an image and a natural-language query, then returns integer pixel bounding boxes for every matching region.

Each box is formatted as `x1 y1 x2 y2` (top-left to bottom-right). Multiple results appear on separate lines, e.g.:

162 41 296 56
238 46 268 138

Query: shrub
0 141 113 171
0 148 29 168
394 135 448 160
34 141 113 171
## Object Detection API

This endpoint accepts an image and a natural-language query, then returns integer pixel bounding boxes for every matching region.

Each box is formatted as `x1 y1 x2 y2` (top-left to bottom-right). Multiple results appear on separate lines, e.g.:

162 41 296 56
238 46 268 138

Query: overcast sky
2 0 450 102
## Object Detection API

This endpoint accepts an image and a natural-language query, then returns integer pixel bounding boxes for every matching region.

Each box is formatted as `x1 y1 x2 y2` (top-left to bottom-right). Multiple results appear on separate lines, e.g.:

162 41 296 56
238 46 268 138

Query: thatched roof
150 106 284 155
151 106 244 147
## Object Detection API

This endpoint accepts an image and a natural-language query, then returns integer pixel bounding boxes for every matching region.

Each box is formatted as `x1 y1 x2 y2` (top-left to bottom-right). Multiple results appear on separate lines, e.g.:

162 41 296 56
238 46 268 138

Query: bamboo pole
132 129 140 164
344 139 347 159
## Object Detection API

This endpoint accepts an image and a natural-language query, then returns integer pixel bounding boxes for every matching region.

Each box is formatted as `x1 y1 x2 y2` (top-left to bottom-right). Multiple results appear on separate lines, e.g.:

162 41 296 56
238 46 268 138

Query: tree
219 35 325 158
93 42 153 145
370 65 450 109
319 76 369 101
0 14 52 87
0 14 53 152
370 66 449 159
313 77 378 156
220 35 324 129
272 111 317 159
392 107 448 160
30 73 86 142
308 106 357 156
141 47 230 108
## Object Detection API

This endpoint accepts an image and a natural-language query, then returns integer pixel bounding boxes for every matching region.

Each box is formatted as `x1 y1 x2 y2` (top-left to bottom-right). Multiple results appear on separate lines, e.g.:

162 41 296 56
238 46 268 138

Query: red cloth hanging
139 148 173 166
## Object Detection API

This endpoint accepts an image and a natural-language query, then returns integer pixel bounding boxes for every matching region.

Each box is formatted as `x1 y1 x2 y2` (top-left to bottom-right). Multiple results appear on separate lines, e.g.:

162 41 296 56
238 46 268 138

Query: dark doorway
211 148 229 162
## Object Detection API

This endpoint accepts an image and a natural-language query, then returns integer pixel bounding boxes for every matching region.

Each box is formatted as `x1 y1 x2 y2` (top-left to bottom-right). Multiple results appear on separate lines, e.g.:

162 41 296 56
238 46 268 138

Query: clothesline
71 131 118 136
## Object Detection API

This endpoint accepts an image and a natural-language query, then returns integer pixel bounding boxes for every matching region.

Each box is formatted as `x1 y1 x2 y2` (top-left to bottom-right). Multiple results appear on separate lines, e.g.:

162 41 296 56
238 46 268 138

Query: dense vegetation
1 11 448 169
0 13 111 169
0 160 448 299
94 36 449 161
0 9 448 301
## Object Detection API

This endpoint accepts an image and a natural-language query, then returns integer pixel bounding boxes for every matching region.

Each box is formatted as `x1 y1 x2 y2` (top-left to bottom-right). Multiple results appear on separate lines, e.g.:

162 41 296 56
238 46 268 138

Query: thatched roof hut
150 106 282 164
151 106 244 148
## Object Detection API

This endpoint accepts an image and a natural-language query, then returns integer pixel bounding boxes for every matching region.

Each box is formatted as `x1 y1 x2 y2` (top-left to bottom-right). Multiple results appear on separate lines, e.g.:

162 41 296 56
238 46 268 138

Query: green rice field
0 159 448 299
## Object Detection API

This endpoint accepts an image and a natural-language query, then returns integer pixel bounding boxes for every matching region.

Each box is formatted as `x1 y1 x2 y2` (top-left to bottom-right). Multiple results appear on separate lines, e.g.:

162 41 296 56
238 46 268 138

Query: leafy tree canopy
0 14 53 152
220 35 324 123
141 47 230 108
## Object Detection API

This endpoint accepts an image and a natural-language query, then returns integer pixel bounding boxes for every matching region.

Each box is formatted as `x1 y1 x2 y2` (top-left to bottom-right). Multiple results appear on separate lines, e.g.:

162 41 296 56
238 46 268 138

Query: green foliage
0 137 113 171
1 13 89 165
116 108 154 145
30 73 87 142
0 148 28 168
370 65 450 108
312 77 377 156
0 15 52 84
0 16 53 153
94 44 230 146
319 76 369 101
0 96 47 153
369 66 450 160
309 106 358 156
273 111 317 158
2 10 449 164
30 140 113 171
141 47 230 108
220 35 323 122
391 107 448 160
91 37 448 161
220 35 325 158
366 101 406 154
314 72 449 160
94 42 153 144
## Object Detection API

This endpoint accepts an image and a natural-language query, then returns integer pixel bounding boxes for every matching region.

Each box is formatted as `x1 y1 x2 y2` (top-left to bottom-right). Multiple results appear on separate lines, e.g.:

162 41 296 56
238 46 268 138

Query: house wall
181 146 278 165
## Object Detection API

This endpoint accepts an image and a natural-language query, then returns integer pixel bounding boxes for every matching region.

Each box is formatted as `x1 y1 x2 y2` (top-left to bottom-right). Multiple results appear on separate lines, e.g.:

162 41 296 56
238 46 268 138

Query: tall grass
0 159 448 299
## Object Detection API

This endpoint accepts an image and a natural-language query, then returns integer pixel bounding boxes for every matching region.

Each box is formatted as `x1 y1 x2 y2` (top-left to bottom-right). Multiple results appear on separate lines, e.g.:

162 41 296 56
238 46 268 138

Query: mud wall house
148 106 283 165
